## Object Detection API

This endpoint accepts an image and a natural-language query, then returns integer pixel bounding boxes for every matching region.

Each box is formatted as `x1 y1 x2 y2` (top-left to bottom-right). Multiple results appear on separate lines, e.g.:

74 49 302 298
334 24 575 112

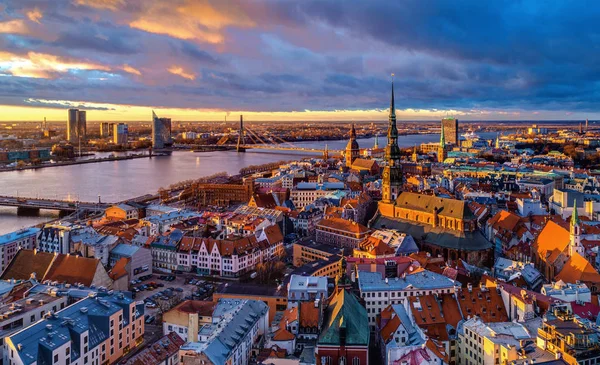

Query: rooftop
0 228 40 246
358 270 457 292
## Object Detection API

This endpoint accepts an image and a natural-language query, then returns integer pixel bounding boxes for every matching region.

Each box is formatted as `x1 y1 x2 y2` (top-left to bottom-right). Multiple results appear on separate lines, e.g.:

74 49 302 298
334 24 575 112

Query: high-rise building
152 111 172 149
113 123 128 145
100 122 111 137
67 108 78 143
345 123 359 167
441 117 458 145
67 109 87 142
77 110 86 139
381 81 403 203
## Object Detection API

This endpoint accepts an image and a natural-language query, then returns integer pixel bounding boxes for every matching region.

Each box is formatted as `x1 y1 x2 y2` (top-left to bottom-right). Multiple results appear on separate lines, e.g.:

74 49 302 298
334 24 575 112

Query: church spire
440 121 445 148
389 79 396 119
382 76 403 204
350 123 356 139
385 77 400 164
571 202 580 228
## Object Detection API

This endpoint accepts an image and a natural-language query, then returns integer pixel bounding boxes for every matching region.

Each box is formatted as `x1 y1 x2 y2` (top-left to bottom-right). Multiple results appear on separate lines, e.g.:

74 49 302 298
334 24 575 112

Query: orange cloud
0 51 111 79
129 0 255 44
26 8 43 23
0 19 29 34
121 64 141 76
74 0 125 11
168 65 196 80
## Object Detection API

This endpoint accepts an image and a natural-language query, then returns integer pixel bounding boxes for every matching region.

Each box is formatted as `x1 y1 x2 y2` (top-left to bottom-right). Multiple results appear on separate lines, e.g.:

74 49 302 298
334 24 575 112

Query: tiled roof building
375 192 493 266
532 217 600 293
1 249 113 289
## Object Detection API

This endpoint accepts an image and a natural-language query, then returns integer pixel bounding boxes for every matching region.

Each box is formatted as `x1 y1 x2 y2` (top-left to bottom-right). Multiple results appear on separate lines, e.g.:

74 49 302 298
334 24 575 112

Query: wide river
0 133 497 233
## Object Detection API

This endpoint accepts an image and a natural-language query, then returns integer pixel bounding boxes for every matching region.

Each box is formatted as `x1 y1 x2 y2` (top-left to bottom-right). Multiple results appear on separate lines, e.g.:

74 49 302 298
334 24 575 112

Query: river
0 132 497 234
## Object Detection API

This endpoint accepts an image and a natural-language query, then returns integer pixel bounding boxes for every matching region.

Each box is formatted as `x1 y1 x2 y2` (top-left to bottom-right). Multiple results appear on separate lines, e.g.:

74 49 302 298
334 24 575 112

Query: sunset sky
0 1 598 122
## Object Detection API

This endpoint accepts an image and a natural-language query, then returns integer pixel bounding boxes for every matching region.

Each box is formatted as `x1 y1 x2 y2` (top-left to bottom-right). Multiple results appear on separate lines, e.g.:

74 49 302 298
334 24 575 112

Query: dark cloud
179 42 219 64
0 0 598 116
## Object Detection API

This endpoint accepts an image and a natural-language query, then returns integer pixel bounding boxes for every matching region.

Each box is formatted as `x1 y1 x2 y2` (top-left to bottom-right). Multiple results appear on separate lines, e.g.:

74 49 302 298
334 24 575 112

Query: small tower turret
569 202 584 257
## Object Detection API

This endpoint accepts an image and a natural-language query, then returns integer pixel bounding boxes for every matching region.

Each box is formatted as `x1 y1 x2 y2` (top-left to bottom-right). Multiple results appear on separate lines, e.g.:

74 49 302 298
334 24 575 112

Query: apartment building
5 293 145 365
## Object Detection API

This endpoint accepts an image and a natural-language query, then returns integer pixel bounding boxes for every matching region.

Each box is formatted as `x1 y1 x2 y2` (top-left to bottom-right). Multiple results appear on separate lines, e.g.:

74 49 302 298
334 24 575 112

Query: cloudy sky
0 0 598 121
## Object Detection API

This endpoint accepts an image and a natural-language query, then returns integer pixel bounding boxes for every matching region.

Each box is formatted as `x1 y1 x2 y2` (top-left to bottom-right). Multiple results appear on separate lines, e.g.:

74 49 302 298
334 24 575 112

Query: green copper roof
318 289 369 346
440 121 445 147
571 201 580 227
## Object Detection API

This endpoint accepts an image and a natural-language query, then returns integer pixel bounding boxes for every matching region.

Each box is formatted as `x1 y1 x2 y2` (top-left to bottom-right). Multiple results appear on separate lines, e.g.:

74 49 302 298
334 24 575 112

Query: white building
287 275 328 306
541 280 592 303
176 225 284 277
357 270 458 326
516 198 546 217
290 182 346 209
36 224 71 254
0 292 68 364
457 317 533 365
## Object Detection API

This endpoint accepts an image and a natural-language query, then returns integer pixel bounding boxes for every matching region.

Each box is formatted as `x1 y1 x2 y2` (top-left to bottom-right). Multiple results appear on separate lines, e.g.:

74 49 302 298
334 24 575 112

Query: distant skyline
0 1 599 121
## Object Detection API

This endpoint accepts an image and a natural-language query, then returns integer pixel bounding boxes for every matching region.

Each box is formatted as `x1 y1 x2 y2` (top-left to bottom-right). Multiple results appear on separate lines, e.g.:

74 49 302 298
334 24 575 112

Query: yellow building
457 316 534 365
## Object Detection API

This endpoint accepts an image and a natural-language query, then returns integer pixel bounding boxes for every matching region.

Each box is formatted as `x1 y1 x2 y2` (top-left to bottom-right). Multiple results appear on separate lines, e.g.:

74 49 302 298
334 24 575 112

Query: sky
0 0 599 122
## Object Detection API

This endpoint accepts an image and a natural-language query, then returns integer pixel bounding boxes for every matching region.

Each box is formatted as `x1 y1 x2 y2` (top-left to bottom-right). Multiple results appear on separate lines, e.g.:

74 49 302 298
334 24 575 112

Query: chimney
188 312 199 343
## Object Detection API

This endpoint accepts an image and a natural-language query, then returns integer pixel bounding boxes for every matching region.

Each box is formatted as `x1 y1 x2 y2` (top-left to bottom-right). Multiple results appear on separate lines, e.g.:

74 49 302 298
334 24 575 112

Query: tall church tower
382 80 403 203
345 124 359 167
569 202 584 257
438 121 447 163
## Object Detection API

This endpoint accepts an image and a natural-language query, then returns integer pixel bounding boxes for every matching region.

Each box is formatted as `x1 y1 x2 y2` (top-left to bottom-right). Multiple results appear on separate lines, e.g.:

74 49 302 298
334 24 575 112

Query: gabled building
1 250 113 289
179 299 269 365
315 290 369 365
531 209 600 293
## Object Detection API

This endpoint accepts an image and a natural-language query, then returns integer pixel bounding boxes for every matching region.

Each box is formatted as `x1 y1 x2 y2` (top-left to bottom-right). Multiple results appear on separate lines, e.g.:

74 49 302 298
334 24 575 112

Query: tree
156 292 183 315
255 260 286 284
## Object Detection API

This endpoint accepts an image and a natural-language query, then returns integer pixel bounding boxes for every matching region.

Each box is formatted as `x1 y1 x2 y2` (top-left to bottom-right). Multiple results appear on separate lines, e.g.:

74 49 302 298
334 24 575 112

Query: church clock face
383 171 389 179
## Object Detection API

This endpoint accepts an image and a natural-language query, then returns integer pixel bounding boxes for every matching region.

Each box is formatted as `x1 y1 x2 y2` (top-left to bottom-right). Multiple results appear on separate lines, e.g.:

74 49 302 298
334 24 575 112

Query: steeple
323 143 329 160
381 76 403 204
569 201 583 257
440 122 446 148
571 202 580 228
350 123 356 139
384 79 401 164
495 134 500 149
438 120 447 163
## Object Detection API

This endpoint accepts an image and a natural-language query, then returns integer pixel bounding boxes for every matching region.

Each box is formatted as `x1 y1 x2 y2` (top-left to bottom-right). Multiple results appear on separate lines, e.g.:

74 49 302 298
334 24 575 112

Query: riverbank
0 153 156 172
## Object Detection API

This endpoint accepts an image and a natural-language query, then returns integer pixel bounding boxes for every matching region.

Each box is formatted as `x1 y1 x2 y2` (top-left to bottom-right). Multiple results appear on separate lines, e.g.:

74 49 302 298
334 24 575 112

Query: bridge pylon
237 115 246 153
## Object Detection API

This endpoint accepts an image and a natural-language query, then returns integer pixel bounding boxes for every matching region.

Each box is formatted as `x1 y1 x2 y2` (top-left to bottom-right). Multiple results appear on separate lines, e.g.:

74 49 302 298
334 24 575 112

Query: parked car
174 288 184 292
145 315 155 324
145 302 157 308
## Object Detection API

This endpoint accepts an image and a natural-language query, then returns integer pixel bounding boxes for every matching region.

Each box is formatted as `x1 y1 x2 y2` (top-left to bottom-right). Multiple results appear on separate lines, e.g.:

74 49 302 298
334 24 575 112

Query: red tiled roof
109 257 129 280
317 217 370 234
272 328 295 341
44 254 101 287
122 332 185 365
299 301 320 328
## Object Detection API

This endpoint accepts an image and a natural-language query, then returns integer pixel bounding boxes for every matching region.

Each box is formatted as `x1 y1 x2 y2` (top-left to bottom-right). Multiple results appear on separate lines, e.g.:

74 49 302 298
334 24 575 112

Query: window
352 357 360 365
54 354 59 363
